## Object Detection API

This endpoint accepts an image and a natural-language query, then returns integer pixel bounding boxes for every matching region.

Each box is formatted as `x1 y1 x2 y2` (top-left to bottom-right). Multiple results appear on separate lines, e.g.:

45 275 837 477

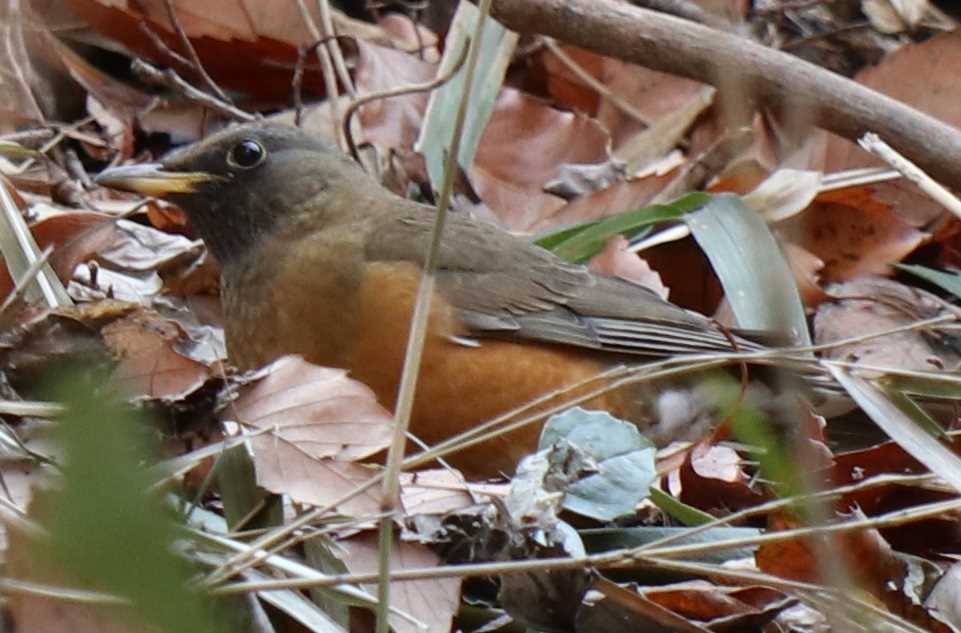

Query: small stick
859 132 961 221
340 42 470 165
131 59 256 123
543 38 652 127
292 46 308 127
316 0 356 97
138 20 192 67
296 0 343 147
160 0 232 104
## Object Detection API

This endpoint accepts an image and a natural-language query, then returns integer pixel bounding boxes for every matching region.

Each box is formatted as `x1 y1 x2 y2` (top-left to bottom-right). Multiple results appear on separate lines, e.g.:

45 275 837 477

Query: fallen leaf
338 531 461 633
232 356 393 462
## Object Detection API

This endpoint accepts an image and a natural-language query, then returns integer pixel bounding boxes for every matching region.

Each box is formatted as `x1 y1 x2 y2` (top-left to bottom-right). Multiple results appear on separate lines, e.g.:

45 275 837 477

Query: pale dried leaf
233 356 393 462
339 531 460 633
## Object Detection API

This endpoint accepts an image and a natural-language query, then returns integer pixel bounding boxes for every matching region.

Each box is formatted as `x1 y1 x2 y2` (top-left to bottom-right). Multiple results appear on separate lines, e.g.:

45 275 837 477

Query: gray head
96 123 371 264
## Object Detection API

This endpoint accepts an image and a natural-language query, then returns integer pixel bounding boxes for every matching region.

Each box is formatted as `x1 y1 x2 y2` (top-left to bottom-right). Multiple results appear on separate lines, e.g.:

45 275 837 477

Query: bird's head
96 123 370 265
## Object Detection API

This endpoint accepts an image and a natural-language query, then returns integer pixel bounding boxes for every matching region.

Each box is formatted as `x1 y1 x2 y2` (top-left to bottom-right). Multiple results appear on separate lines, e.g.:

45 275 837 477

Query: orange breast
348 262 621 476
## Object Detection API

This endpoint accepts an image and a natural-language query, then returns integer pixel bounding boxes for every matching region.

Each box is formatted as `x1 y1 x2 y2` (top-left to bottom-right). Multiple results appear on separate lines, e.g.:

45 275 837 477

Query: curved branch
491 0 961 190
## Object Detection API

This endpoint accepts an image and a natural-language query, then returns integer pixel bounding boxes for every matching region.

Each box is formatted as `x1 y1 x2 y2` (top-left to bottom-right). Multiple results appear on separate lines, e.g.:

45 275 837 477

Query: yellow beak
95 163 223 196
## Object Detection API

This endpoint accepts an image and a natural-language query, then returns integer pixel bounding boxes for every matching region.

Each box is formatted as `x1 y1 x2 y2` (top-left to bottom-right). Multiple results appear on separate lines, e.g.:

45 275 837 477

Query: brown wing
365 207 761 357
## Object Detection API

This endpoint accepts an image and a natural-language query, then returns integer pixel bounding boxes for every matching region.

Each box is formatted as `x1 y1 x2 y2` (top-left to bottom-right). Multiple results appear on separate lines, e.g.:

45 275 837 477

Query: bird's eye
227 140 266 169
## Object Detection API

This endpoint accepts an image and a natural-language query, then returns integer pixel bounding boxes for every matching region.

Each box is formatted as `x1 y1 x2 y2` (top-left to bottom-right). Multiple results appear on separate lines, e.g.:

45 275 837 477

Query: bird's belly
348 263 621 476
226 259 622 476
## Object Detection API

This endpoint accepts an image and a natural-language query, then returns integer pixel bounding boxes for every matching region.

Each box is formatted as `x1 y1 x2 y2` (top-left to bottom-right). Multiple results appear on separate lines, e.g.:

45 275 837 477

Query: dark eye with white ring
227 140 266 169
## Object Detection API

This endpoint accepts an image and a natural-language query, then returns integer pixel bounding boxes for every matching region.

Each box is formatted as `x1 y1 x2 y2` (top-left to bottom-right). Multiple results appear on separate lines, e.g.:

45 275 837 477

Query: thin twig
341 41 470 165
296 0 344 147
160 0 232 103
0 245 54 314
138 20 192 67
11 117 94 175
316 0 356 96
781 21 871 50
543 38 651 126
0 129 55 146
292 46 309 127
290 36 339 127
131 59 256 123
211 494 961 591
374 0 493 626
859 132 961 221
752 0 837 15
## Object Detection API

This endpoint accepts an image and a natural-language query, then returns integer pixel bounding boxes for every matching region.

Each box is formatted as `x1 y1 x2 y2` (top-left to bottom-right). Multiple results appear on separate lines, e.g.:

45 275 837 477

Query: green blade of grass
897 263 961 300
687 193 810 344
536 191 710 262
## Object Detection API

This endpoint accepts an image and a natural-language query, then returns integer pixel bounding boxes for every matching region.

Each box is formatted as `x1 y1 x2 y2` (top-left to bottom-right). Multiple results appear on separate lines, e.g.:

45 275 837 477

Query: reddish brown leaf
102 309 212 398
533 170 676 231
472 88 611 230
677 441 765 511
821 31 961 175
588 235 668 298
351 38 437 150
539 46 711 149
777 186 927 283
644 581 755 621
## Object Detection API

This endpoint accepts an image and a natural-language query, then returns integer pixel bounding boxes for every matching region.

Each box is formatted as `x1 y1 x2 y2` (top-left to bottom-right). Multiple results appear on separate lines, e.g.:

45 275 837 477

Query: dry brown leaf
677 441 765 511
577 578 712 633
813 277 961 372
777 186 928 282
338 531 461 633
232 356 393 462
756 508 908 605
102 308 213 398
813 31 961 228
473 89 611 230
781 242 828 307
0 2 83 126
248 434 383 516
540 46 712 149
588 235 669 298
533 170 676 231
643 581 757 621
350 38 437 150
65 0 317 100
0 208 116 301
399 469 474 516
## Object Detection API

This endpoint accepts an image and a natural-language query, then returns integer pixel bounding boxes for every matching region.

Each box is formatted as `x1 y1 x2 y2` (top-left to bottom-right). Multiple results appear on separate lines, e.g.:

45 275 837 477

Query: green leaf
44 369 227 633
580 526 760 563
539 407 656 521
217 443 283 531
536 192 710 263
897 263 961 300
881 386 948 439
687 193 810 344
829 364 961 494
880 372 961 399
648 487 714 526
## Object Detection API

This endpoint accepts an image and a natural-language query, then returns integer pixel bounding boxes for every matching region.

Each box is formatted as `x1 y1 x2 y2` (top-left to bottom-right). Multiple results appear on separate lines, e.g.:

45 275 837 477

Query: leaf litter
3 1 961 632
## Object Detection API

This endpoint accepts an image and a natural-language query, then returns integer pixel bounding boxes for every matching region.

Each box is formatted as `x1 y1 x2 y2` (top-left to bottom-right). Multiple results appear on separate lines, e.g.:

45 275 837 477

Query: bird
96 123 809 476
